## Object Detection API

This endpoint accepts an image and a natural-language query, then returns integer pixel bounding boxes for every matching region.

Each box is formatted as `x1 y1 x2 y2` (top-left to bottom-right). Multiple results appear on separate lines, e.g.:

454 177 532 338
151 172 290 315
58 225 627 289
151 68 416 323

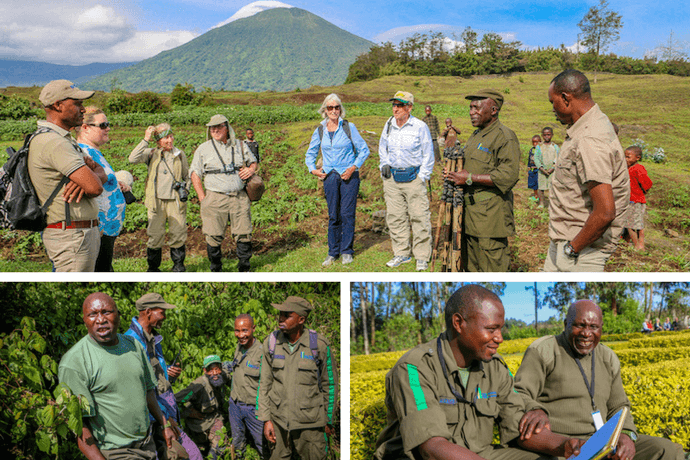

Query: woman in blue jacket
305 94 370 267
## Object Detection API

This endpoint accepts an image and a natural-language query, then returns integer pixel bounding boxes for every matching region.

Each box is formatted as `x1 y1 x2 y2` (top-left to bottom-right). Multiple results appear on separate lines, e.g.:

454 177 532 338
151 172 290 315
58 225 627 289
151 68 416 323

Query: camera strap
160 152 180 184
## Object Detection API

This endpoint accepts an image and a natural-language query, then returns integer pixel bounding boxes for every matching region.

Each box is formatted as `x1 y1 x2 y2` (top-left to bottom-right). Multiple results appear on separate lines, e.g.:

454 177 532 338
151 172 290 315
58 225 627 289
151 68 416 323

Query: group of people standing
58 292 339 460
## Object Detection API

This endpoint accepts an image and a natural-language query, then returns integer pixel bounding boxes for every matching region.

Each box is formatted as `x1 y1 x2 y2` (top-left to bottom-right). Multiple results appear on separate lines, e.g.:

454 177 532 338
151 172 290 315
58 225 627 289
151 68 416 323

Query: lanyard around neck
574 349 596 411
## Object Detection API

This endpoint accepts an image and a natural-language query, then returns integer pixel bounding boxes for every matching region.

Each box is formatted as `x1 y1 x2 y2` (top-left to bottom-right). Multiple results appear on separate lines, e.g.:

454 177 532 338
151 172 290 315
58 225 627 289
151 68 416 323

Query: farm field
1 73 689 271
350 330 690 460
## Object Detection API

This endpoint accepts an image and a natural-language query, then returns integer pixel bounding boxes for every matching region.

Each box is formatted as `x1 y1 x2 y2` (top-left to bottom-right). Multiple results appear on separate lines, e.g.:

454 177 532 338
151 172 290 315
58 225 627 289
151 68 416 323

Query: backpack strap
317 119 356 156
26 128 71 225
268 330 278 360
309 329 323 392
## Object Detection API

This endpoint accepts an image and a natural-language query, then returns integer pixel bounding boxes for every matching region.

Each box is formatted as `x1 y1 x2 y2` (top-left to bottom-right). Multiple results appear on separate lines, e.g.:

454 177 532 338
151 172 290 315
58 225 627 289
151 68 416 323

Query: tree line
350 282 690 355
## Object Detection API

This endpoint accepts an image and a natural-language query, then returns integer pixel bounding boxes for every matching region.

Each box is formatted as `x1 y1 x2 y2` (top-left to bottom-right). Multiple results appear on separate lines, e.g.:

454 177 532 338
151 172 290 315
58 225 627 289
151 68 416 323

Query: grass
1 73 689 271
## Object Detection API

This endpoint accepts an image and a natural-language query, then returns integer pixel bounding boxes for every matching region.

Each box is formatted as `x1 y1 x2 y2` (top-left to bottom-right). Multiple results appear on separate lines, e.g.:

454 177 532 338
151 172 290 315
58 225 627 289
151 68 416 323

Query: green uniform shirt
463 119 520 238
375 331 525 460
257 330 339 430
229 338 263 405
514 333 636 438
175 371 231 434
58 334 156 451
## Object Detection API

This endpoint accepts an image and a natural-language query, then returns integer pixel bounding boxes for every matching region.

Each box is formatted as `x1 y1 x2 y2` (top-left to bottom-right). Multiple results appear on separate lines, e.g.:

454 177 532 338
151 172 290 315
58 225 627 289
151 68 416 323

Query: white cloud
211 1 294 29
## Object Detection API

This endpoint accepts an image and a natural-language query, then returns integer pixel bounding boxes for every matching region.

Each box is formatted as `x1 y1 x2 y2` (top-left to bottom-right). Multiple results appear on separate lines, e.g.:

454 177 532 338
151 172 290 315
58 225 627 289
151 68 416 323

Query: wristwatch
465 173 473 186
622 430 638 443
564 241 579 259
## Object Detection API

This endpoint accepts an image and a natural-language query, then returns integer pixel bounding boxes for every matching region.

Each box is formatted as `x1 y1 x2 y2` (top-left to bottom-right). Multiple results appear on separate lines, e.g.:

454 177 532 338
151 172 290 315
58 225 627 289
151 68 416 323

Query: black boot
170 245 186 272
206 244 223 272
237 241 252 272
146 248 162 272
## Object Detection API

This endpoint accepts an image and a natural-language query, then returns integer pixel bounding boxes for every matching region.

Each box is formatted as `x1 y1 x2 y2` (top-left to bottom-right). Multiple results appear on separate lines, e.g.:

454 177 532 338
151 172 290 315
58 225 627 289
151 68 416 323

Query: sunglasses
392 102 407 108
326 105 340 111
88 122 110 129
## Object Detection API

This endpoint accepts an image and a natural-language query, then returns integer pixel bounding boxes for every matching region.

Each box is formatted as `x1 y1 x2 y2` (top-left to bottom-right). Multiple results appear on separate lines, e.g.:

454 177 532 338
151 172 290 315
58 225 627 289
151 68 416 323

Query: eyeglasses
88 122 110 129
392 102 407 108
326 105 340 111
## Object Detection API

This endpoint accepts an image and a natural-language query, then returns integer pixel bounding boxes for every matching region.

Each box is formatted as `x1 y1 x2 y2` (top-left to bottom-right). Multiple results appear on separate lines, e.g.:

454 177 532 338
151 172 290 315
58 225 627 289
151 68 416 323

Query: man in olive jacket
257 296 339 460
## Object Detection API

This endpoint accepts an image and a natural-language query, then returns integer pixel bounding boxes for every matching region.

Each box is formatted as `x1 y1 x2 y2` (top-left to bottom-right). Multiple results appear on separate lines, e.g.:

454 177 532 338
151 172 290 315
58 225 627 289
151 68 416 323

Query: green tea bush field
350 330 690 460
0 282 340 459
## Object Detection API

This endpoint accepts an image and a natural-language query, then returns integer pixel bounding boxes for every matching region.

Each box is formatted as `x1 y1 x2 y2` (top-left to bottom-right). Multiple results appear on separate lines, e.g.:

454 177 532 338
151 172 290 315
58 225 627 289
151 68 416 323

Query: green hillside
84 8 373 93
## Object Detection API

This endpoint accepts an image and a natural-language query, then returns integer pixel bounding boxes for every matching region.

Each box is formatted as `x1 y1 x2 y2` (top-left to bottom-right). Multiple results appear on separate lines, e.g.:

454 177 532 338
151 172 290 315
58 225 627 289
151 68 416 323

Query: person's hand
563 438 585 458
341 166 356 181
83 156 99 171
167 365 181 379
311 169 327 180
238 166 254 181
117 181 131 193
62 181 86 203
518 409 550 440
609 433 636 460
264 420 276 444
325 424 335 437
443 168 468 186
144 126 156 142
548 167 555 176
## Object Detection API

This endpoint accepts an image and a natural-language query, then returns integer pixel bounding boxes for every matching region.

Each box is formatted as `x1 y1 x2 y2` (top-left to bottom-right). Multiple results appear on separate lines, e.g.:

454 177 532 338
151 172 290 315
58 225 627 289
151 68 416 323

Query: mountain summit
84 7 373 93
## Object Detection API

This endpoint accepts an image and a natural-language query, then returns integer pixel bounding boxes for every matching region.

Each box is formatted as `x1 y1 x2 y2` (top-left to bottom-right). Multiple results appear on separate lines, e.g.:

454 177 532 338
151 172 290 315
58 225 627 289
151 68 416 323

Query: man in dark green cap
443 89 520 272
175 354 231 460
258 296 339 460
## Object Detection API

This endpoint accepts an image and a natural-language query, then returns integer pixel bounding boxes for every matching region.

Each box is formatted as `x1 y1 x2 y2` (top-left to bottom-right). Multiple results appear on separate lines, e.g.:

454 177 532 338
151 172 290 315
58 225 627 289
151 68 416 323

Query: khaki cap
271 296 313 317
39 80 94 106
389 91 414 104
135 293 176 311
465 89 504 109
206 114 229 127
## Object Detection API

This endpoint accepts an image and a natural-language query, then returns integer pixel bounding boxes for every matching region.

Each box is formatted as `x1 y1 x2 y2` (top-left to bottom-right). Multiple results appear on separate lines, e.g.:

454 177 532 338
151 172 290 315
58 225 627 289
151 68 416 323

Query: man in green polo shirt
58 292 177 459
443 90 520 272
375 284 582 460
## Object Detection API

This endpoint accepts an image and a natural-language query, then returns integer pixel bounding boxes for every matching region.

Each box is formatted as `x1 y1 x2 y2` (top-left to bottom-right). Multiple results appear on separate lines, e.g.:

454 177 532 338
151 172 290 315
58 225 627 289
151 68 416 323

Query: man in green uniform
175 355 231 460
258 296 339 460
514 300 683 460
58 292 178 460
223 314 265 458
375 284 582 460
443 90 520 272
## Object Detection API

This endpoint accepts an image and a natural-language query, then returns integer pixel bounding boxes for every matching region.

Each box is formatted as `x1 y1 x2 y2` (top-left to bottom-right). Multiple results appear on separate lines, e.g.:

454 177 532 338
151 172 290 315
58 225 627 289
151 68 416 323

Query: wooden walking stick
451 152 464 272
430 148 455 271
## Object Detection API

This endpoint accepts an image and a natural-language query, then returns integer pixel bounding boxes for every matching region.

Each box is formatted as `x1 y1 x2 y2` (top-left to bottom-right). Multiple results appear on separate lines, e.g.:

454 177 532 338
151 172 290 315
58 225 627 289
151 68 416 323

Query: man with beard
375 285 582 460
515 300 683 460
443 90 520 272
176 355 231 460
258 296 339 460
58 292 178 459
125 293 202 460
223 314 265 459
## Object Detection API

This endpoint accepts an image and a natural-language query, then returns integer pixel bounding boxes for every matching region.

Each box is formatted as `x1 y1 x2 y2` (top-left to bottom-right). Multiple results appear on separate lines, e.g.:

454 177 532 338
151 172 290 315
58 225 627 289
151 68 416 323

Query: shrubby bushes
0 94 41 121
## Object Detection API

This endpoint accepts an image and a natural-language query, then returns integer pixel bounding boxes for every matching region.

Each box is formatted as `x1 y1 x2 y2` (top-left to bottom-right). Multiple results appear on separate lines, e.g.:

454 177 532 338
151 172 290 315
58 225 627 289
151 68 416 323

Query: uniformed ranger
515 300 684 460
258 296 339 460
190 115 258 272
175 355 231 460
375 284 582 460
223 314 265 459
443 90 520 272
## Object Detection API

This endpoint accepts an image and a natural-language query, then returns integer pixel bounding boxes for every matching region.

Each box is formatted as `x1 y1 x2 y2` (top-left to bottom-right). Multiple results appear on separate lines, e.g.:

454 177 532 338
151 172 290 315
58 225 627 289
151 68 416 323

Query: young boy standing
534 127 559 208
624 146 653 250
526 135 541 202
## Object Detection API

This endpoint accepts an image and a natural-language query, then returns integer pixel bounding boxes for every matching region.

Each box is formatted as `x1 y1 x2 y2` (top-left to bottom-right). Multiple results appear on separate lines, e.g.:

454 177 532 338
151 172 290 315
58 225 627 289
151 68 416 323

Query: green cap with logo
203 354 222 369
271 296 313 317
465 89 504 110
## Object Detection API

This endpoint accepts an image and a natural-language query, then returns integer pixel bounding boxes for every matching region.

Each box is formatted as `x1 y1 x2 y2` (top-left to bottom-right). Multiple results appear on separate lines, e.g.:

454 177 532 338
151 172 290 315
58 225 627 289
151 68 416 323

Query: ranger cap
135 293 176 311
203 354 222 369
271 296 313 317
465 89 504 109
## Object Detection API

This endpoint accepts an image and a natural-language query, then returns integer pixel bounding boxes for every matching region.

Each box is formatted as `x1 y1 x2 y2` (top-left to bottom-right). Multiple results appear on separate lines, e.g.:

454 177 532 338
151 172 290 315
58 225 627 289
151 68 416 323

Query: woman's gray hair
317 93 346 119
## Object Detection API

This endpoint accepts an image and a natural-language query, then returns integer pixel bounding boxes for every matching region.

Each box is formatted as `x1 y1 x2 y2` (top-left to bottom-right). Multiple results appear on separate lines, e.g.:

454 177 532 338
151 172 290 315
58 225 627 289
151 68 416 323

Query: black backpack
0 128 69 231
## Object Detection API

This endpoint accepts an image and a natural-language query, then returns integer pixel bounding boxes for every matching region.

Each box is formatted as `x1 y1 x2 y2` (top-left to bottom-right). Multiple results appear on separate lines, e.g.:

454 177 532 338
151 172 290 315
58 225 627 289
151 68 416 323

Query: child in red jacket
624 146 653 250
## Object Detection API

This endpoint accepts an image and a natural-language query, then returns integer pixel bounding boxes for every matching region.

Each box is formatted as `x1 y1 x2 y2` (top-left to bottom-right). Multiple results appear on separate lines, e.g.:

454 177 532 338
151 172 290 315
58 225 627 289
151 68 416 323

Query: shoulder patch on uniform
406 364 428 411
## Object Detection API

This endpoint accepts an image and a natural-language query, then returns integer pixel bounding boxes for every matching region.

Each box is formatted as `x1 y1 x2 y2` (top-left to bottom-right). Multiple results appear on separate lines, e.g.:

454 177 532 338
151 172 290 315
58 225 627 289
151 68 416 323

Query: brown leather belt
46 219 99 229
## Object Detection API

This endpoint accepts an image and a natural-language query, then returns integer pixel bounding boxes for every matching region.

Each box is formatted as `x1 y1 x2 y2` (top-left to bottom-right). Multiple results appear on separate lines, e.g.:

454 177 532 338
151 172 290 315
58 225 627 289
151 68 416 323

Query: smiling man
257 296 339 460
443 90 520 272
223 314 266 459
58 292 177 460
375 285 583 460
514 300 683 460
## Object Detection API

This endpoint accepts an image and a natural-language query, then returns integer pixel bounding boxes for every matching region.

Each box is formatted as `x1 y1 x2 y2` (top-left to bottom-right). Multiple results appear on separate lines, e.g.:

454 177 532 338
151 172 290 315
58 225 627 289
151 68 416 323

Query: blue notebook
568 407 629 460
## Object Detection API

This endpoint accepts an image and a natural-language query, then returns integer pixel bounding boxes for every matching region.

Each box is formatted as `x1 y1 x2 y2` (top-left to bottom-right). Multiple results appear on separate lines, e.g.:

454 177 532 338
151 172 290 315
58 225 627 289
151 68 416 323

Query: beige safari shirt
129 140 189 202
190 138 256 195
229 338 263 405
375 331 525 460
548 104 629 252
27 120 98 223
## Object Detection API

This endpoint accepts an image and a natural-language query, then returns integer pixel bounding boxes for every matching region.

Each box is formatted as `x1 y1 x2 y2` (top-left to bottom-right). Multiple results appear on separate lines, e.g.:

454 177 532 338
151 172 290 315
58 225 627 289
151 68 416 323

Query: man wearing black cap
258 296 339 460
29 79 106 271
444 89 520 272
190 114 258 272
125 293 202 460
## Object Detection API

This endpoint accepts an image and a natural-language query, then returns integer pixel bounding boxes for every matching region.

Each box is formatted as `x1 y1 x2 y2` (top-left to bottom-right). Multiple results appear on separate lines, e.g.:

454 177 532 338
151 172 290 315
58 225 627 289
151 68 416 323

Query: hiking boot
322 255 337 267
237 241 252 272
386 255 412 268
206 244 223 272
170 245 186 272
146 248 162 272
342 254 353 265
416 260 428 271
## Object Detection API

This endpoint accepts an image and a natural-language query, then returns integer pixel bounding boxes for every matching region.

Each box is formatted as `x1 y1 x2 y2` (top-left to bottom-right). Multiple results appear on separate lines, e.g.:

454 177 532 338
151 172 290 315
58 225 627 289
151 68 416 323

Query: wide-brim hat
206 114 229 127
39 80 94 106
465 89 504 110
389 91 414 105
271 296 313 317
135 293 176 311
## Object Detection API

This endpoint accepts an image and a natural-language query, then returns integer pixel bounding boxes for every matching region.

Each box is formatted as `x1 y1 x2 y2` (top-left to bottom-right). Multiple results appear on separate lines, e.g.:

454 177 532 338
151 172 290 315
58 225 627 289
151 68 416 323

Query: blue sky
0 0 687 65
